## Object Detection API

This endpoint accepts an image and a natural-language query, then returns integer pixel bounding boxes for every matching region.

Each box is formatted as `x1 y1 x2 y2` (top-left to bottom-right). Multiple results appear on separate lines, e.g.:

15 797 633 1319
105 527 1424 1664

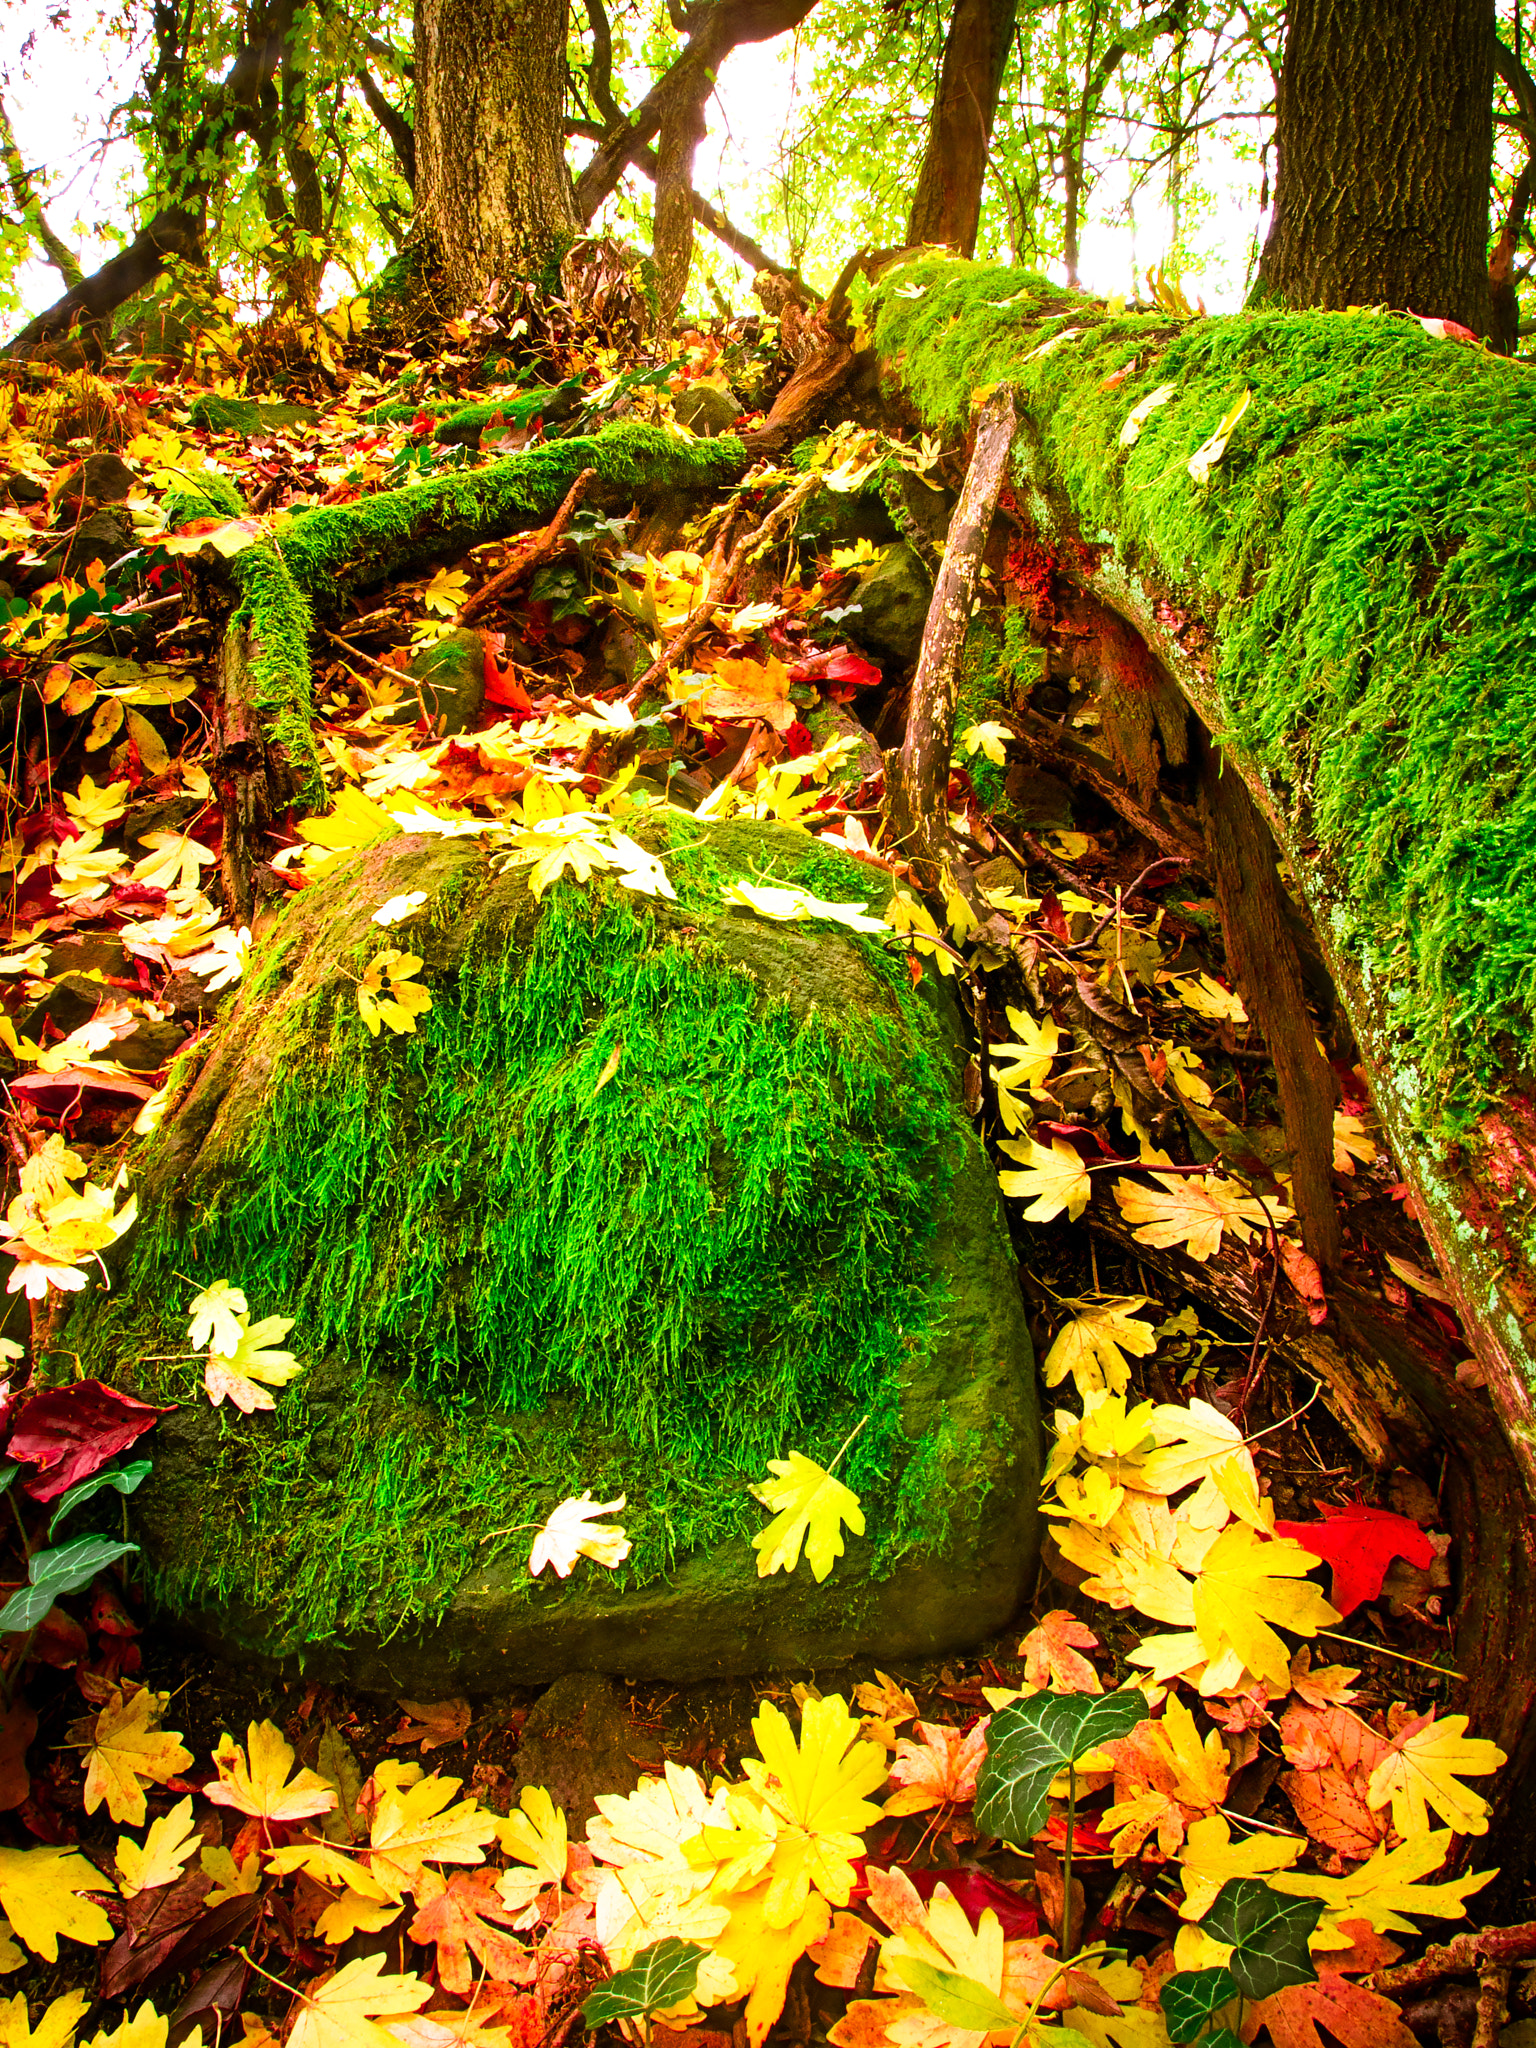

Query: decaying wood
215 626 296 925
1372 1920 1536 1997
1197 731 1341 1270
885 385 1019 897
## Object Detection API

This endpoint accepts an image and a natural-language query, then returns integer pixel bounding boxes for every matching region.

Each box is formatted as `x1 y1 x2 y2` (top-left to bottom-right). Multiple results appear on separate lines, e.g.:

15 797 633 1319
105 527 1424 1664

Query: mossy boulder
376 628 487 736
72 817 1039 1690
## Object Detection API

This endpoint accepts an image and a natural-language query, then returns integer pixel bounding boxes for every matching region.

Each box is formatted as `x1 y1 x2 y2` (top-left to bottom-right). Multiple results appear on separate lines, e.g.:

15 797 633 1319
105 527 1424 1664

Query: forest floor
0 270 1526 2048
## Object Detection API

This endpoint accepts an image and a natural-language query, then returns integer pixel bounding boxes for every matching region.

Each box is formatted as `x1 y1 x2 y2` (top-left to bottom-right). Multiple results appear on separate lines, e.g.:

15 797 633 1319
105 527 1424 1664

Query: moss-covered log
870 255 1536 1834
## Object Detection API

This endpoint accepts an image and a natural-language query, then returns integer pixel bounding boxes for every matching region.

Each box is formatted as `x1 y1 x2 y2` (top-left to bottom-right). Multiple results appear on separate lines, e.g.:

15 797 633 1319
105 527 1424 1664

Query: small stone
377 629 487 737
847 543 934 666
43 508 133 579
56 453 136 509
511 1673 664 1827
189 395 264 437
673 384 742 438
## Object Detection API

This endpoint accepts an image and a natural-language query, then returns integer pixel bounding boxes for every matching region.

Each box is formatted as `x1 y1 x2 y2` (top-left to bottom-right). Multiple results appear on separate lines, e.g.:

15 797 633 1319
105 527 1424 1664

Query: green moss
76 833 965 1641
159 473 321 802
279 422 744 604
364 385 582 438
874 257 1536 1151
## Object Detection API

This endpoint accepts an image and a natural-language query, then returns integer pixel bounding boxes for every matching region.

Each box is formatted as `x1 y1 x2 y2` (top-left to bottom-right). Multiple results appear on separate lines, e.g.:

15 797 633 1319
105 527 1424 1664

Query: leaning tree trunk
1253 0 1496 333
412 0 578 308
869 257 1536 1851
905 0 1018 257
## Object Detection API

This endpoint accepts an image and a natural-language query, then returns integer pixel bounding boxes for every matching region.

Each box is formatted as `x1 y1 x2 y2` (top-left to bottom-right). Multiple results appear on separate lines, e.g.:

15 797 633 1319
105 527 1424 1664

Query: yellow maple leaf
714 1883 831 2048
989 1007 1064 1132
737 1696 888 1926
83 1688 193 1828
1190 1524 1342 1691
1111 1172 1285 1261
999 1136 1093 1221
287 1953 432 2048
750 1450 865 1583
884 887 958 978
1365 1712 1506 1838
205 1720 338 1824
204 1312 303 1413
357 949 433 1038
1042 1296 1157 1399
1138 1399 1259 1529
0 1844 115 1961
1166 971 1247 1022
366 1762 499 1899
296 784 399 875
1175 1814 1304 1920
79 2001 168 2048
495 1784 569 1909
62 777 129 832
115 1796 200 1897
1269 1828 1495 1935
0 1988 91 2048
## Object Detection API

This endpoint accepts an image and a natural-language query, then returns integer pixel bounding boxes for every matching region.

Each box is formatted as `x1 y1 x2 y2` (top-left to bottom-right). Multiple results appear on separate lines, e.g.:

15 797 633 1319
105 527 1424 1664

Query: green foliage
875 257 1536 1185
974 1687 1150 1845
582 1939 707 2026
1161 1967 1240 2043
1201 1878 1322 1999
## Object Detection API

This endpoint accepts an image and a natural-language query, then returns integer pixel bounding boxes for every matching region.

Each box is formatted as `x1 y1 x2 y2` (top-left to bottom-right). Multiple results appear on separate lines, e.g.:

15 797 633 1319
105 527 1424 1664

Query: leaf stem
1062 1761 1078 1959
826 1412 870 1478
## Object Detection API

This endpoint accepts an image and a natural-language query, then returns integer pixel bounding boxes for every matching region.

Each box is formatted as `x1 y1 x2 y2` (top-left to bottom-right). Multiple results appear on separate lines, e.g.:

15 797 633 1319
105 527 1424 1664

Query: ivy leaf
47 1458 152 1540
1161 1966 1238 2043
750 1450 865 1583
0 1536 140 1632
1201 1877 1323 1999
974 1689 1150 1846
582 1937 707 2025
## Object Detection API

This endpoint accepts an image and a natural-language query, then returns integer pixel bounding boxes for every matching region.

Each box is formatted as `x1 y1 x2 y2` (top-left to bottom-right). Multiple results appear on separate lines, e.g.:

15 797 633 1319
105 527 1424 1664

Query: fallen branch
1371 1920 1536 1997
457 465 596 624
884 384 1019 902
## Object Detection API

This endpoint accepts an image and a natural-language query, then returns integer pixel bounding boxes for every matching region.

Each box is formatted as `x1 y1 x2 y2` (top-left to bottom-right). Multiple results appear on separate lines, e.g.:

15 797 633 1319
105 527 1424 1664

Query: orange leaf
1019 1611 1103 1693
408 1869 534 1996
1247 1965 1417 2048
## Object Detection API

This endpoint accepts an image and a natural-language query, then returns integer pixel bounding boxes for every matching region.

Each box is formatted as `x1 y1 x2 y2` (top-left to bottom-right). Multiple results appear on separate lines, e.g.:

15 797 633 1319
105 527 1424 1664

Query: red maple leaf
1272 1501 1434 1617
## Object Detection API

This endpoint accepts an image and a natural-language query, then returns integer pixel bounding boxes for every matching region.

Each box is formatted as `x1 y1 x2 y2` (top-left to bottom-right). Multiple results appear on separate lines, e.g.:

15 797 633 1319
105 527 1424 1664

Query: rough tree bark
1253 0 1497 333
905 0 1018 257
412 0 578 308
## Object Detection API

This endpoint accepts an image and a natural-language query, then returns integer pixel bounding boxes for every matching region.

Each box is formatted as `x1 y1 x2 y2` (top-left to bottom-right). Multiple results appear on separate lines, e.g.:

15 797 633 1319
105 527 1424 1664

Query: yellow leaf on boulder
750 1450 865 1583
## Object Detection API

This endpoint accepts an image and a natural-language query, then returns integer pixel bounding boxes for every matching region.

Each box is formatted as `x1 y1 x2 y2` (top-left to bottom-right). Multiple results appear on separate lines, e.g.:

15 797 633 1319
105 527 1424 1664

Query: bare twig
457 465 596 625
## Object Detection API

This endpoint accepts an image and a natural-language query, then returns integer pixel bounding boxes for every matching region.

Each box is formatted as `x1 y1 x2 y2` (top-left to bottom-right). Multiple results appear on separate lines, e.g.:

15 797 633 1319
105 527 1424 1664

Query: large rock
73 817 1039 1691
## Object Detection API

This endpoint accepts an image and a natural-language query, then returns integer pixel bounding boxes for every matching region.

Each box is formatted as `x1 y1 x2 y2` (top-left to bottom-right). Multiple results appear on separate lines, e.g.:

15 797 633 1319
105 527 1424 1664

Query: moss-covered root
279 421 746 607
161 473 321 808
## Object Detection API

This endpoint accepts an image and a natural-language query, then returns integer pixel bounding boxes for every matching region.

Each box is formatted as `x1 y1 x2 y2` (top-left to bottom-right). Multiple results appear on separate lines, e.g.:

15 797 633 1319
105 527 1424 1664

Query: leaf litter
0 270 1515 2048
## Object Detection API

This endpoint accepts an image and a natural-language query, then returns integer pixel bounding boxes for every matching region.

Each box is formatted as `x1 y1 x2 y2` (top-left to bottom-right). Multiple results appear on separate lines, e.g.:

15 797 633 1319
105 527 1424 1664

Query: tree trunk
1254 0 1496 333
412 0 577 308
906 0 1018 256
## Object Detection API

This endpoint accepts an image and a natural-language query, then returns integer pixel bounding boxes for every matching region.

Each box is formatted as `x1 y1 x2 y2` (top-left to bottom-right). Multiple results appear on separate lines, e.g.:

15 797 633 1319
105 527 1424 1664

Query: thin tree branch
357 67 415 189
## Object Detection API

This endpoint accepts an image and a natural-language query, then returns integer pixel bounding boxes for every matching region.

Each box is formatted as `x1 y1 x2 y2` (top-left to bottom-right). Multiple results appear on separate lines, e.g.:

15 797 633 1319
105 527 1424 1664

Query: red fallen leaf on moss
901 1865 1041 1940
1272 1501 1434 1617
9 1380 168 1501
